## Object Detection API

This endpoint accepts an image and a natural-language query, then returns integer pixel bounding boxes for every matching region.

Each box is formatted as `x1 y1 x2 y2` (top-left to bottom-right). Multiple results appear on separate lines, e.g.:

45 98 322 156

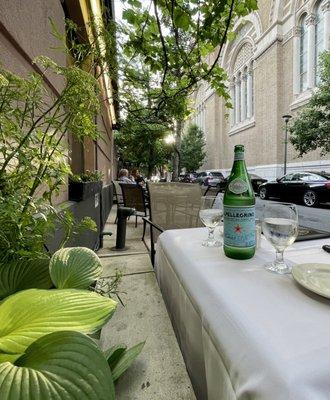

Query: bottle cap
234 145 244 152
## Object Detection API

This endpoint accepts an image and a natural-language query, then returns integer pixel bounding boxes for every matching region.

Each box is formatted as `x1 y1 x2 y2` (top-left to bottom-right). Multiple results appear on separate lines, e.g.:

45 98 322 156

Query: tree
116 0 259 176
180 124 206 172
115 111 173 177
290 51 330 156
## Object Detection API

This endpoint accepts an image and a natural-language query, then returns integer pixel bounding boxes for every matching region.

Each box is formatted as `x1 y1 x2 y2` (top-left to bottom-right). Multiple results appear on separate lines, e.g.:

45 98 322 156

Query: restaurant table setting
155 227 330 400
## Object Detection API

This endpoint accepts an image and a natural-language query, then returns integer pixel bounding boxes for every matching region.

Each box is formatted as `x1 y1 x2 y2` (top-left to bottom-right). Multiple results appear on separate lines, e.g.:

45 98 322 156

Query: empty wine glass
262 202 298 274
199 196 223 247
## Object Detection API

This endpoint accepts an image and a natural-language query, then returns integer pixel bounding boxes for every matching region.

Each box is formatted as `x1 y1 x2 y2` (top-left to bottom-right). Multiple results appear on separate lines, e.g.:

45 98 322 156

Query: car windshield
249 174 262 179
315 172 330 180
210 172 223 177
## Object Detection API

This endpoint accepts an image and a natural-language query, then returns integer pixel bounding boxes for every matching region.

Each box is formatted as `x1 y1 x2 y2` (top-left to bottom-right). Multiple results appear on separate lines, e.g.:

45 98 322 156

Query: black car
259 171 330 207
218 173 267 193
180 172 197 183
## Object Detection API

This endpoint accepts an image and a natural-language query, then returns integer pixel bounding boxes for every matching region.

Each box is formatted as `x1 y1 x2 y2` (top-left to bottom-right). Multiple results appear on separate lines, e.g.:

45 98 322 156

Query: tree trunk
172 119 183 180
147 142 155 179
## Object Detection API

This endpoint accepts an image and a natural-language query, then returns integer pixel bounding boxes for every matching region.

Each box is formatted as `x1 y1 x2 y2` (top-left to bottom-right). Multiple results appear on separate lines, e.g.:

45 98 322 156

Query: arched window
315 1 325 84
299 14 308 92
231 42 254 126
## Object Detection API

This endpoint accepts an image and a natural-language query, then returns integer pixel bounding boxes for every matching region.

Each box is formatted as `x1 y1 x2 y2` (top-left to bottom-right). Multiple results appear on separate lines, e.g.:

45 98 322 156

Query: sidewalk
98 206 196 400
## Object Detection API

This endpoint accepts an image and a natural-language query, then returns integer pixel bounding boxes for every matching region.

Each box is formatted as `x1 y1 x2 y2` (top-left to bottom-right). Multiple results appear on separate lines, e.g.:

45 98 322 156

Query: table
155 228 330 400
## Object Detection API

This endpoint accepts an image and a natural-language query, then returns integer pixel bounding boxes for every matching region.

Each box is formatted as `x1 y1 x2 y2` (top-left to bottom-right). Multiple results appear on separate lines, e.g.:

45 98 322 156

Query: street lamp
282 114 292 175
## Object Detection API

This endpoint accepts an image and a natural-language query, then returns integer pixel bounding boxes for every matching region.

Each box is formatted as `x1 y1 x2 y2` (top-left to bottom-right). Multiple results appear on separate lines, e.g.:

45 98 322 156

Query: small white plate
292 263 330 298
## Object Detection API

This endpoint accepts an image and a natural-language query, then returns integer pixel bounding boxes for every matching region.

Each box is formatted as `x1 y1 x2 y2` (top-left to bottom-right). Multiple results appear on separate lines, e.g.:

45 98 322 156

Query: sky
113 0 124 21
113 0 151 22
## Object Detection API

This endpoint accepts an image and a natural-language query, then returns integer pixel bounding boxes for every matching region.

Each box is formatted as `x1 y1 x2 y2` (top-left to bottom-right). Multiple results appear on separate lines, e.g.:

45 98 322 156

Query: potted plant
69 170 103 202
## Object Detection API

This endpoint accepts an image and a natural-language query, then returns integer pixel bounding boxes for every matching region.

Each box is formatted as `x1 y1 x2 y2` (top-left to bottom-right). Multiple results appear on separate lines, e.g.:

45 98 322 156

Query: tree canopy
115 0 259 173
180 124 206 172
290 51 330 156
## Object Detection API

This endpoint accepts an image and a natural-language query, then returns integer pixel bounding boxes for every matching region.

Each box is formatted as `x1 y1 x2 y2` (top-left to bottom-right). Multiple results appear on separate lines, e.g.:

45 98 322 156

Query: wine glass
199 196 223 247
262 202 298 274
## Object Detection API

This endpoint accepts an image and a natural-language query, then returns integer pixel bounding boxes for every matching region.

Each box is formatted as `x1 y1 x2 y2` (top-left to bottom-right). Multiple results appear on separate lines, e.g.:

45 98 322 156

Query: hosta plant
0 257 52 300
0 248 145 399
0 288 117 362
49 247 102 289
0 331 115 400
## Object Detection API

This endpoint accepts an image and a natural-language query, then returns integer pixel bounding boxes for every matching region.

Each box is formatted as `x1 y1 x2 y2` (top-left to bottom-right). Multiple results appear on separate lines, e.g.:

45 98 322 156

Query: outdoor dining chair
143 182 202 265
112 180 124 206
119 183 149 240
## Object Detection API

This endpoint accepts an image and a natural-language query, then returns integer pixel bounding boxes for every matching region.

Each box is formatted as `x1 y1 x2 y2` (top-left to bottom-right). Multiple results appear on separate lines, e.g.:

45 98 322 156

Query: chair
112 181 124 206
143 182 202 265
119 183 149 239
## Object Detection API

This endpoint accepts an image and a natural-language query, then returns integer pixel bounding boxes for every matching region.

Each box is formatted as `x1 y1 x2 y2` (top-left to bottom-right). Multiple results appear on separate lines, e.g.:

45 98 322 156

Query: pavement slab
98 206 196 400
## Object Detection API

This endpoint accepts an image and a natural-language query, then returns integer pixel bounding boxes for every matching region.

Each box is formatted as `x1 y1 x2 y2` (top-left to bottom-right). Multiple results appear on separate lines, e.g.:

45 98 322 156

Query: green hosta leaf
104 344 127 370
0 288 116 359
49 247 102 289
0 258 52 300
0 331 115 400
111 342 145 381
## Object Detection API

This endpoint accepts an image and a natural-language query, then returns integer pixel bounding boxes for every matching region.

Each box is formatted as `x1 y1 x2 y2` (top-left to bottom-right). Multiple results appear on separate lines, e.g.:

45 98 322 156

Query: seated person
131 168 146 186
118 169 135 184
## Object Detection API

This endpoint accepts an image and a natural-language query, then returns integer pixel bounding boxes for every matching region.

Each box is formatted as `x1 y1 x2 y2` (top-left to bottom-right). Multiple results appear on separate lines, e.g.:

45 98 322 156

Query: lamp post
282 114 292 175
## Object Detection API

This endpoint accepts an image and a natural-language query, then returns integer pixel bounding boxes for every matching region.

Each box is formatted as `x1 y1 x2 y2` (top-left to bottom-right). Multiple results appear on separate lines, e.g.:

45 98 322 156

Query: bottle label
228 178 248 194
234 152 244 161
223 205 256 248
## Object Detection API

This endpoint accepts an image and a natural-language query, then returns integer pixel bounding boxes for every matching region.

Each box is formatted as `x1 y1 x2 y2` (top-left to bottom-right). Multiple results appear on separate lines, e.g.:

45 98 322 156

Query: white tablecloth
155 228 330 400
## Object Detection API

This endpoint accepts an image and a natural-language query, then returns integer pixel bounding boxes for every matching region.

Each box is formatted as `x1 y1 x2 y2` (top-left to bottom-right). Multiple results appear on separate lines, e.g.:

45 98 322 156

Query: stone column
229 81 235 127
202 103 206 133
235 76 240 124
306 14 316 90
241 72 247 121
246 67 253 118
292 26 302 95
322 1 330 51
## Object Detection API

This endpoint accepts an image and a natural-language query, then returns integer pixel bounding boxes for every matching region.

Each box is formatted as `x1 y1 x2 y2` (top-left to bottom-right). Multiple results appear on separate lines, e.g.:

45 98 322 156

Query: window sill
229 119 255 135
290 90 313 111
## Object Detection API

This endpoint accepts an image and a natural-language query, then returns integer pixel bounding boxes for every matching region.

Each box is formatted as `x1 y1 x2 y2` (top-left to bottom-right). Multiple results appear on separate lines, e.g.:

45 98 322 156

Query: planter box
69 180 103 202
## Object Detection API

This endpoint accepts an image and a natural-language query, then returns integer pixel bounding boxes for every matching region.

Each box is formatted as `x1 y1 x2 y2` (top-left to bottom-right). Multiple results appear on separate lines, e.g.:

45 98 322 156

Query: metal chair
143 182 202 265
119 183 149 240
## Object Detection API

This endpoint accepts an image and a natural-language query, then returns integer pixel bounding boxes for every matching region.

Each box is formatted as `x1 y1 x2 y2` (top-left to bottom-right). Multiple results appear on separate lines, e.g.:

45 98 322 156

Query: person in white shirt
118 169 135 184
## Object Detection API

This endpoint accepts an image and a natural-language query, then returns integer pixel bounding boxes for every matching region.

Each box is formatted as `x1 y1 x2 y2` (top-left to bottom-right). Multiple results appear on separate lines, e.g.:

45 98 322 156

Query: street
255 198 330 233
214 190 330 233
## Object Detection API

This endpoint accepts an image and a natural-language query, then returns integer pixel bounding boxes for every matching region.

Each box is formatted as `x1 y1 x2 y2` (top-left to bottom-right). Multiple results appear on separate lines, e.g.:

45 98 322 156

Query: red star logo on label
234 225 242 233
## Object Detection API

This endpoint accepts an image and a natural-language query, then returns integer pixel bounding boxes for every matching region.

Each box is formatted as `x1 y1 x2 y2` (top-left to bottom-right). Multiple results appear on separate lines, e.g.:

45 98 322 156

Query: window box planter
69 180 103 202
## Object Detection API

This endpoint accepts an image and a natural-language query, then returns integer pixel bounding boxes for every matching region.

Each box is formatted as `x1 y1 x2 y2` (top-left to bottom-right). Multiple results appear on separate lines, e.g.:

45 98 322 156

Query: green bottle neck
231 158 248 177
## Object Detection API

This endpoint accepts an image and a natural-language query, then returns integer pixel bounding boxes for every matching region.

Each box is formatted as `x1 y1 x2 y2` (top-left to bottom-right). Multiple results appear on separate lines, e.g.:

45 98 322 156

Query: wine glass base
202 240 222 247
264 261 292 274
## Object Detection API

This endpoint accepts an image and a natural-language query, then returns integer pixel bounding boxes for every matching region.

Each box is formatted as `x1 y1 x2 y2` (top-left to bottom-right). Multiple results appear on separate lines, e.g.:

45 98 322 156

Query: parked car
249 173 268 193
179 172 197 183
259 171 330 207
195 170 225 187
217 173 267 193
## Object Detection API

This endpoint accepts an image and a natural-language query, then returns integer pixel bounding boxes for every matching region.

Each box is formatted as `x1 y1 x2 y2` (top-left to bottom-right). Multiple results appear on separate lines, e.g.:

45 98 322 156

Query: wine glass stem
208 227 215 242
275 250 284 266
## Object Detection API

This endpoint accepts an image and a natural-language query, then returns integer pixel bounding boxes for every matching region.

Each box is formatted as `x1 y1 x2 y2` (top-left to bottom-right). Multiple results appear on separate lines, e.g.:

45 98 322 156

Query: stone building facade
190 0 330 180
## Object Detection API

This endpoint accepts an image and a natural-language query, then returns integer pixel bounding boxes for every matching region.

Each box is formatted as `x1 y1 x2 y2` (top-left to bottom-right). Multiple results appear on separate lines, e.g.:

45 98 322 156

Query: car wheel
303 190 318 207
259 187 268 200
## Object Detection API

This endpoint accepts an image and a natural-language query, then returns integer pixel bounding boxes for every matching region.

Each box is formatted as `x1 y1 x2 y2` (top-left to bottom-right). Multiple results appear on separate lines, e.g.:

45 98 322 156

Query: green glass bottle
223 145 256 260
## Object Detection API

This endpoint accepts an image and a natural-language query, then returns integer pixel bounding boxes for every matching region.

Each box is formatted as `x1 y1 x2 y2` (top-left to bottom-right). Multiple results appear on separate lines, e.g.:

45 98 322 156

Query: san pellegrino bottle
223 145 256 259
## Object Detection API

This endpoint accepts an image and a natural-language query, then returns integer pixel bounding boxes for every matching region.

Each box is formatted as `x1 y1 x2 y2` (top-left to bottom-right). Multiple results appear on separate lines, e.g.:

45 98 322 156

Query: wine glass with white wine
199 196 223 247
262 202 298 274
